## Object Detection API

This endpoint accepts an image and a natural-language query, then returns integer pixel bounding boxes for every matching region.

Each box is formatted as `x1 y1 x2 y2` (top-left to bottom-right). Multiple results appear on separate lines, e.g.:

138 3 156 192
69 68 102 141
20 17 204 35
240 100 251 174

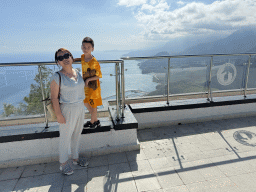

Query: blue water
0 51 157 114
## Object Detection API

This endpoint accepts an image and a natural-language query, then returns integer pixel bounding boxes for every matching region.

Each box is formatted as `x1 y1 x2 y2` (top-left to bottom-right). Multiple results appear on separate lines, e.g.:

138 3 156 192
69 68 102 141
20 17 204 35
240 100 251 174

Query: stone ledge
129 94 256 113
108 105 138 130
0 117 111 143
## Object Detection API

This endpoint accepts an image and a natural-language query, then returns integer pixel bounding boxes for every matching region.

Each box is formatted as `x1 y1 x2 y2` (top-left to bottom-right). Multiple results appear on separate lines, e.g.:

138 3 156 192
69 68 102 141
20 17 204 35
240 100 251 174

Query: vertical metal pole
208 57 213 102
121 60 125 118
244 55 251 98
115 63 120 121
38 65 49 128
167 58 170 105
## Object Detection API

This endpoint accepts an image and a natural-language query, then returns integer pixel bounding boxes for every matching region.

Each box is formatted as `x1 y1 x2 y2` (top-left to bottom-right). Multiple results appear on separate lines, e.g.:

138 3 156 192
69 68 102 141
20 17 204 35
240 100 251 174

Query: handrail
0 59 123 67
121 53 256 60
1 53 256 127
121 52 256 106
0 59 124 127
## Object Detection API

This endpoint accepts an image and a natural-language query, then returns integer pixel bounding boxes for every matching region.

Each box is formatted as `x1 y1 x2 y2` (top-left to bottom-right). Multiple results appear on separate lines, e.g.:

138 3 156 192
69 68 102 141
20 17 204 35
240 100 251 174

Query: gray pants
59 102 84 163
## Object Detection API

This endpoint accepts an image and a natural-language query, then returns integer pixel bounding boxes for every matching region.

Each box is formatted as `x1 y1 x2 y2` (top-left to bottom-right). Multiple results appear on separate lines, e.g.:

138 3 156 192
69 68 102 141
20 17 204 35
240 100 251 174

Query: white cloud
177 1 185 6
118 0 148 7
120 0 256 39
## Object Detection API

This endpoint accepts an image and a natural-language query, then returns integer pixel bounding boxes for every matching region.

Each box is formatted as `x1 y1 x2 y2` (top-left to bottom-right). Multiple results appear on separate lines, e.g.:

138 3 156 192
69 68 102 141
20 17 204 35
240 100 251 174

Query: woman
50 48 88 175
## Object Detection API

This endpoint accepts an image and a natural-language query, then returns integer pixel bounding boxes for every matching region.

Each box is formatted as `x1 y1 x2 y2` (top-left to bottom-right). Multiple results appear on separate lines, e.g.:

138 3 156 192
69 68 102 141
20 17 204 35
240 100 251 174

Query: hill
182 27 256 55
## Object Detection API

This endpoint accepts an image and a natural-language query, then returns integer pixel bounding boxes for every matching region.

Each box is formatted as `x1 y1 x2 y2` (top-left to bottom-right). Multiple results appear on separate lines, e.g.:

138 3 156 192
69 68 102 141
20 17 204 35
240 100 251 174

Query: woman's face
57 51 73 67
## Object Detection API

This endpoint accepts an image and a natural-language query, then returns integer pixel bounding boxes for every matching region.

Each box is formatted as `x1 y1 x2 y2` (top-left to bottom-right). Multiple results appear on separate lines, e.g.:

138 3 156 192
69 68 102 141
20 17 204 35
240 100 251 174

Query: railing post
121 60 125 118
208 56 213 102
38 65 49 128
244 55 251 98
115 62 120 121
167 58 170 105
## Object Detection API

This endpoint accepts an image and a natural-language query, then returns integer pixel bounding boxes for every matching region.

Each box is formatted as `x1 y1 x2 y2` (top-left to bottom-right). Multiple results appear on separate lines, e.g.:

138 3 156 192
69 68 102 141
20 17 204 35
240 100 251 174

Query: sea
0 50 158 114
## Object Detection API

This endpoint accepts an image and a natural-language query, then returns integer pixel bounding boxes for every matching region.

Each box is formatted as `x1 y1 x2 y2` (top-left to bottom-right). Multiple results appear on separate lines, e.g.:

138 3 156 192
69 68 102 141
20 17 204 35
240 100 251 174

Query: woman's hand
57 114 66 124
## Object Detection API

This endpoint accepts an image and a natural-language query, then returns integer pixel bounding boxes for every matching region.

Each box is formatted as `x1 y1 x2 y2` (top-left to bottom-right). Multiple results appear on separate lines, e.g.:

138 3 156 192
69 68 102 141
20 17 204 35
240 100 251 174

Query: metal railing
121 53 256 104
0 59 124 128
1 53 256 128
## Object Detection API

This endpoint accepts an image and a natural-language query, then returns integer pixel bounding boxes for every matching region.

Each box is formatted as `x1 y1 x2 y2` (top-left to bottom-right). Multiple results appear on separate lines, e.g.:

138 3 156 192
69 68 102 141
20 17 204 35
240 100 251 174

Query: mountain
123 27 256 58
247 45 256 53
123 34 228 57
182 27 256 55
137 27 256 74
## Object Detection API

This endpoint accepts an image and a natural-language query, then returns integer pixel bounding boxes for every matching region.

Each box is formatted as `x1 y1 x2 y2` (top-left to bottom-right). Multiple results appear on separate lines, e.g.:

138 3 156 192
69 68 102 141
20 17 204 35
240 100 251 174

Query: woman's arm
50 80 66 124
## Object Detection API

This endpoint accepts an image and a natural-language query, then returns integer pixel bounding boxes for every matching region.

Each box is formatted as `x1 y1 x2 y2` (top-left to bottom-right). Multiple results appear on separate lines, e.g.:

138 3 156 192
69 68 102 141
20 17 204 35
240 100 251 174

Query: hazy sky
1 0 256 54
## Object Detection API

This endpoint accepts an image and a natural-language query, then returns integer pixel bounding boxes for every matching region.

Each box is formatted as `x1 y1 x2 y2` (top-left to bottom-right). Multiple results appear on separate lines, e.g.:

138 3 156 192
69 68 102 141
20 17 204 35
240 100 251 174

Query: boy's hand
85 79 90 87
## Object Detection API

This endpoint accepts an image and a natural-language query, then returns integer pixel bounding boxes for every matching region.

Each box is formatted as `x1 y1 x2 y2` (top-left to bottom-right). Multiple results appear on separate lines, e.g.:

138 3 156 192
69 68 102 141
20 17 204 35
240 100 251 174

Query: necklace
61 69 77 79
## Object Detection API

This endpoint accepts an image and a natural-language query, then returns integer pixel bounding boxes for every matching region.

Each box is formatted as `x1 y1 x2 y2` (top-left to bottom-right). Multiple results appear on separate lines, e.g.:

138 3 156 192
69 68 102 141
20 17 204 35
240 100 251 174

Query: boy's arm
95 61 102 78
84 76 99 87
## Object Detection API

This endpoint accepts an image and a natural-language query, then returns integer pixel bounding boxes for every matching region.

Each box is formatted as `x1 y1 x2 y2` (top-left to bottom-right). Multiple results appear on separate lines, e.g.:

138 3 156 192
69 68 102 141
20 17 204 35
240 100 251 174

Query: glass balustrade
246 55 256 89
0 53 256 126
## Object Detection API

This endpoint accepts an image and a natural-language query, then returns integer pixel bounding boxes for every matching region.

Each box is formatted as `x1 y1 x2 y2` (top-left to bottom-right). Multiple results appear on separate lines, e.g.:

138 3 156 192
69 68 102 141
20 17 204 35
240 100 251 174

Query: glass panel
0 65 46 119
169 57 209 95
211 56 247 92
247 55 256 89
124 59 161 98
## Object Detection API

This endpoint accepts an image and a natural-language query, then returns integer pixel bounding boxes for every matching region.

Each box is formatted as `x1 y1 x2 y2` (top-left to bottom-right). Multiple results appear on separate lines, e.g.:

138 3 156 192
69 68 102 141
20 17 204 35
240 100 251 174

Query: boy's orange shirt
81 54 102 99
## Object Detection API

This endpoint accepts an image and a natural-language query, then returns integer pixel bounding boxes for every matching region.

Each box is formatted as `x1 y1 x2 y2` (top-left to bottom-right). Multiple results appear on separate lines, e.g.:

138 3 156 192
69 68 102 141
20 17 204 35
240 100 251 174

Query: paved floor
1 116 256 192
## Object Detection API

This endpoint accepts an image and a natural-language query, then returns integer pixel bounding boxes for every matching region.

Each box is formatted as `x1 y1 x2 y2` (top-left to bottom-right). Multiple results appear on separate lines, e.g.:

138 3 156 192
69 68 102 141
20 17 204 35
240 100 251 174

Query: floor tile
132 171 161 192
126 149 148 162
215 160 251 176
0 179 18 192
109 162 131 175
155 168 184 188
142 143 166 159
175 167 205 185
129 160 154 176
21 163 46 177
63 168 88 187
14 173 64 192
192 159 226 180
148 157 173 171
44 161 61 174
230 172 256 192
88 155 108 168
164 185 189 192
87 176 111 192
88 165 109 179
62 184 87 192
0 166 25 181
146 189 164 192
108 152 128 165
202 148 233 158
110 172 138 192
186 177 239 192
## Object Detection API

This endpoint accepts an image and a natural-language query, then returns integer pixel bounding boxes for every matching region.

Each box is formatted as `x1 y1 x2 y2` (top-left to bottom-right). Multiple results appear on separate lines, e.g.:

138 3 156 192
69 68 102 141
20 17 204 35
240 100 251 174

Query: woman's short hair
55 48 74 64
82 37 94 48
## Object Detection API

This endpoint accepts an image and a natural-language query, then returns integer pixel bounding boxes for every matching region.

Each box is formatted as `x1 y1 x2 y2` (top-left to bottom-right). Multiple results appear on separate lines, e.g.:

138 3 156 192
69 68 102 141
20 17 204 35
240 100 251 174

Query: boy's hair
82 37 94 48
54 48 74 64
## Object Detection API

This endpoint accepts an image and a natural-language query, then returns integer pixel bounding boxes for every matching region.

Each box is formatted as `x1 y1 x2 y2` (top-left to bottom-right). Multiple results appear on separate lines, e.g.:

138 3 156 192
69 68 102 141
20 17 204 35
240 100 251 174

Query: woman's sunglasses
57 53 70 61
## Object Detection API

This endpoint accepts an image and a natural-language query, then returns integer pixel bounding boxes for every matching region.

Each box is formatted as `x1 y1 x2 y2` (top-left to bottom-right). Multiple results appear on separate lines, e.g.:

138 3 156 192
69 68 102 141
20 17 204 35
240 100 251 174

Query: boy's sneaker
83 121 96 129
73 157 89 167
94 120 101 128
60 162 73 175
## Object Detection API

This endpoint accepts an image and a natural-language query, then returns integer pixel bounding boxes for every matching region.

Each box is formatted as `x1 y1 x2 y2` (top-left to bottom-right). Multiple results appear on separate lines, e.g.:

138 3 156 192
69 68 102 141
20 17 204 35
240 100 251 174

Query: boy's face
81 43 94 55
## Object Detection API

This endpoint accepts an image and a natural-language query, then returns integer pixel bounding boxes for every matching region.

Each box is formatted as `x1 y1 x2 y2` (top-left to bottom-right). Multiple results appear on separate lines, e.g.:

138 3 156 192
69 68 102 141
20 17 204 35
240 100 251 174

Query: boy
81 37 102 129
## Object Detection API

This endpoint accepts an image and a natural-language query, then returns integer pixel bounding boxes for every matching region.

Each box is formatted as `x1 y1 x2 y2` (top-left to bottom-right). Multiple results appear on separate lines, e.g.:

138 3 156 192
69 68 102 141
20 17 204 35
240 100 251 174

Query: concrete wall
134 103 256 129
0 129 139 168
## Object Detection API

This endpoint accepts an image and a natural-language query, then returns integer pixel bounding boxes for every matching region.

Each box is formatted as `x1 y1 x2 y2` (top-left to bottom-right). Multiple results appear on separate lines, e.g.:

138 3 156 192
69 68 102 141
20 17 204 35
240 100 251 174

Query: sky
1 0 256 54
